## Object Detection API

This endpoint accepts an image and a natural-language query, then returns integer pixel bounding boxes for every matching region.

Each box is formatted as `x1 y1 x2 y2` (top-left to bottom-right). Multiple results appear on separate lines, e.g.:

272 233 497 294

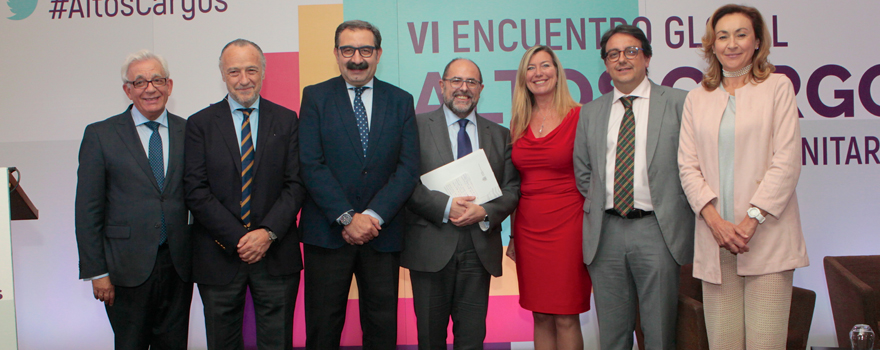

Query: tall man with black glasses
76 50 192 349
299 20 419 349
574 25 694 350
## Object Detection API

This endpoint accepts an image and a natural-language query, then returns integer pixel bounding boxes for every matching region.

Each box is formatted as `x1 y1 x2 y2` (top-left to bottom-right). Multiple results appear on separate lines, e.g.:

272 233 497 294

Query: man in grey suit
574 25 694 350
76 50 192 349
401 58 520 350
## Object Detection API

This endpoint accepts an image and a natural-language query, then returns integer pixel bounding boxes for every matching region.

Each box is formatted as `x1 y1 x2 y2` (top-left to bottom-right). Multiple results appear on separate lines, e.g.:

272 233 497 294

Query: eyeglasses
338 45 376 58
605 47 644 61
443 78 482 89
127 78 168 89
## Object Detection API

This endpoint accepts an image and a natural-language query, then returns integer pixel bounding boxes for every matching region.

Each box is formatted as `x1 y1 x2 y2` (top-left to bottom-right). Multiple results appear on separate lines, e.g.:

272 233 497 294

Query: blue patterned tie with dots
144 121 167 245
353 86 370 157
239 108 255 228
457 118 472 159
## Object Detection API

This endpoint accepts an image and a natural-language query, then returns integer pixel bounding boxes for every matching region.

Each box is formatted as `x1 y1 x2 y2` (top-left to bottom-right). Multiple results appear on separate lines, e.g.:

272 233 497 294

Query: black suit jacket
401 108 520 277
184 97 305 286
299 76 420 252
75 106 191 287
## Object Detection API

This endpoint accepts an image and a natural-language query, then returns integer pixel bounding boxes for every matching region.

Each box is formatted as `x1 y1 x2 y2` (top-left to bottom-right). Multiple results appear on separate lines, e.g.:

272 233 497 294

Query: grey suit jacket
574 81 694 266
401 108 520 277
75 106 191 287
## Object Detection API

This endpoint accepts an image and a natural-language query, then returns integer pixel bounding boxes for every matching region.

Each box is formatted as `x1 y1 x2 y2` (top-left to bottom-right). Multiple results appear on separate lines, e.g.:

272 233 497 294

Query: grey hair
120 50 170 83
219 39 267 74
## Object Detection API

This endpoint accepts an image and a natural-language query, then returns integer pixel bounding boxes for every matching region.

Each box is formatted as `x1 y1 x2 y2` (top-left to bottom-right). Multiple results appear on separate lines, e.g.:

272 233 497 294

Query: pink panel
262 52 300 114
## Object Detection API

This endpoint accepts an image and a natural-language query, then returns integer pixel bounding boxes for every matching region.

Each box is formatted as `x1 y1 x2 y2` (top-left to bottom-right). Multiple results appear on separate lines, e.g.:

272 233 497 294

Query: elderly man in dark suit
184 39 305 350
76 50 192 349
298 20 419 350
401 58 520 350
574 25 695 350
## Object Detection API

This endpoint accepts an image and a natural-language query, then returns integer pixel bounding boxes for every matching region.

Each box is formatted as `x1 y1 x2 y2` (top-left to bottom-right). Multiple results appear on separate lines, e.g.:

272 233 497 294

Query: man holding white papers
401 58 520 349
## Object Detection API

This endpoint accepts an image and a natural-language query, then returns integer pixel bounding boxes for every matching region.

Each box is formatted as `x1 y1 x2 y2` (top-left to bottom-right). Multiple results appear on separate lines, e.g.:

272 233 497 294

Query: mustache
454 91 474 99
346 61 369 70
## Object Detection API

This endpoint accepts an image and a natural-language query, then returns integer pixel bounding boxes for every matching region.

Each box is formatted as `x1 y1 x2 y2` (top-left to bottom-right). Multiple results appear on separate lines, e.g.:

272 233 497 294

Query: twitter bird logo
8 0 37 20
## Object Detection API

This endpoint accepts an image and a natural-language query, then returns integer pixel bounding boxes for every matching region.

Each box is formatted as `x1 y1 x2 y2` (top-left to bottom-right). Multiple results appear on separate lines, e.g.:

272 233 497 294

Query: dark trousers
198 259 300 350
303 243 400 350
106 244 193 350
410 229 490 350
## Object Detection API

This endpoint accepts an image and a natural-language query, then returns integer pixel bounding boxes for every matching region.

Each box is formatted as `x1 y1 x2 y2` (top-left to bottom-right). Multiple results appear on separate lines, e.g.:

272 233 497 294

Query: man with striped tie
185 39 306 350
75 50 192 349
573 25 694 350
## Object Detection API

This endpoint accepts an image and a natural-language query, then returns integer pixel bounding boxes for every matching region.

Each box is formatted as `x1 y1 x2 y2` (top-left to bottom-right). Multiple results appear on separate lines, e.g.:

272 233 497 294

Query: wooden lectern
1 167 38 350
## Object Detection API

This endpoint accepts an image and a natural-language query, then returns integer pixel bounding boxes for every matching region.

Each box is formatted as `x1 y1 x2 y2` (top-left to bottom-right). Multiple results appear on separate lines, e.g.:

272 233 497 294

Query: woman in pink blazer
678 4 809 349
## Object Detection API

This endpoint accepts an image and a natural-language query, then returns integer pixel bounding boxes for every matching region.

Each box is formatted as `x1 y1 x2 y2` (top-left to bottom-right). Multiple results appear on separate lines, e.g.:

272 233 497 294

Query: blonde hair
510 46 579 144
701 4 775 91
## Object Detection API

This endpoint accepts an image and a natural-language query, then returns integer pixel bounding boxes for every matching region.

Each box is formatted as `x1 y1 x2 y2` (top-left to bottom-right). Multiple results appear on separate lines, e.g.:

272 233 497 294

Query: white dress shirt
604 77 654 211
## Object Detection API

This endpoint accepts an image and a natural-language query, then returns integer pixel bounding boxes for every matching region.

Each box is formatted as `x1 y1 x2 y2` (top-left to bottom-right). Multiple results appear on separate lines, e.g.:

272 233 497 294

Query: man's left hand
237 228 272 264
450 199 487 227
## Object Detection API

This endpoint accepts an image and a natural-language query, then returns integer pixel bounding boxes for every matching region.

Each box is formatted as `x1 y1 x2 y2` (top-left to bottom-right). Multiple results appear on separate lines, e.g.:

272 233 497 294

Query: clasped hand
237 228 272 264
342 213 381 245
449 196 486 227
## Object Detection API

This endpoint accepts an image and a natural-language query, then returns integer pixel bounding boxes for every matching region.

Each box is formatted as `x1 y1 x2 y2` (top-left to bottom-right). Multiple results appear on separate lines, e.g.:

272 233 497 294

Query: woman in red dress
507 45 592 350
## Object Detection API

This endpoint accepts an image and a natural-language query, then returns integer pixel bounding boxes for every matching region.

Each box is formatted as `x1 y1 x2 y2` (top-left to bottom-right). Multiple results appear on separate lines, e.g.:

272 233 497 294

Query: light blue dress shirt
227 96 261 153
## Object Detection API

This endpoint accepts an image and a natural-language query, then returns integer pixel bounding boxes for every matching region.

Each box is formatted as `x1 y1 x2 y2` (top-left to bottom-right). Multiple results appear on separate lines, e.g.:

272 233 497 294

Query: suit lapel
428 109 455 164
333 78 366 164
214 99 242 174
365 81 387 163
476 114 494 163
593 94 612 187
115 107 160 192
645 82 666 168
164 113 185 195
253 100 272 174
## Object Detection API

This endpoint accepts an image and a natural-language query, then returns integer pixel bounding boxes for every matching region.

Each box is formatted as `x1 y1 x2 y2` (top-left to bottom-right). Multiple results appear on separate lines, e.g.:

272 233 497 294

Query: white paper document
420 149 502 205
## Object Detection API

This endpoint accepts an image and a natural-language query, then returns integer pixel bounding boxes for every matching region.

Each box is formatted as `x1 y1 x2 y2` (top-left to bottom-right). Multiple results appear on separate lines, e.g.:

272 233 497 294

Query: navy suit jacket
184 97 305 285
75 106 191 287
299 76 420 252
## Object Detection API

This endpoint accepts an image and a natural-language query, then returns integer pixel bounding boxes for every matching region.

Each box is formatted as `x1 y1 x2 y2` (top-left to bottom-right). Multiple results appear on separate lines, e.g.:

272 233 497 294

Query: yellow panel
298 4 343 94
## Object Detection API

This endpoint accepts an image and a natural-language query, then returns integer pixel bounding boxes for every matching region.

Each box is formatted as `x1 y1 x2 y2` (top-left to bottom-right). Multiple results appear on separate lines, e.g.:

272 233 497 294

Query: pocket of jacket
105 226 131 239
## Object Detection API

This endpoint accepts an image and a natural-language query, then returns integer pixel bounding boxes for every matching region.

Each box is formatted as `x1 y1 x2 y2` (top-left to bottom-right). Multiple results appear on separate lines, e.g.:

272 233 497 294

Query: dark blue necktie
239 108 255 228
144 121 167 245
457 118 472 159
353 86 369 157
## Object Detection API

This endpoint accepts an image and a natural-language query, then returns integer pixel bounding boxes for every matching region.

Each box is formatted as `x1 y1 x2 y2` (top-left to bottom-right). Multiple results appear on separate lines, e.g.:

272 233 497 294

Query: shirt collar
227 95 261 113
442 104 477 127
612 76 652 102
346 78 375 91
131 104 168 128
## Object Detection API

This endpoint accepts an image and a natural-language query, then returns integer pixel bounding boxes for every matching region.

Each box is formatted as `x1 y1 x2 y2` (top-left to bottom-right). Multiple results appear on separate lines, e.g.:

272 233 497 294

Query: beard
444 91 477 117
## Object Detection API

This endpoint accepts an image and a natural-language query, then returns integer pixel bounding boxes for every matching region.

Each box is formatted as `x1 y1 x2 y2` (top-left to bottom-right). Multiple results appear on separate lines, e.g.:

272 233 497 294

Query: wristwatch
267 229 277 242
337 210 355 226
747 207 765 224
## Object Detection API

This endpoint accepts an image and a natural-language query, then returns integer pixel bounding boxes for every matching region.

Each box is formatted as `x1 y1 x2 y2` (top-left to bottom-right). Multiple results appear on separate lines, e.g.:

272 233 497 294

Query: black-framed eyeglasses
338 45 376 58
605 47 644 61
126 78 168 89
443 78 482 89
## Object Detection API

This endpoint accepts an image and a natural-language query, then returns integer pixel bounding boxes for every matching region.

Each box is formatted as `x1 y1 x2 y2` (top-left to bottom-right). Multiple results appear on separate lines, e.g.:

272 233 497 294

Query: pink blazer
678 73 809 284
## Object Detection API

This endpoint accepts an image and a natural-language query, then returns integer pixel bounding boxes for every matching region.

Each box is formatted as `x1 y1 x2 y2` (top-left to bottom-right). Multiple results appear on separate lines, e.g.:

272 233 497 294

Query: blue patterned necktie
457 118 472 159
614 96 637 216
144 121 167 245
239 108 255 228
353 86 370 157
